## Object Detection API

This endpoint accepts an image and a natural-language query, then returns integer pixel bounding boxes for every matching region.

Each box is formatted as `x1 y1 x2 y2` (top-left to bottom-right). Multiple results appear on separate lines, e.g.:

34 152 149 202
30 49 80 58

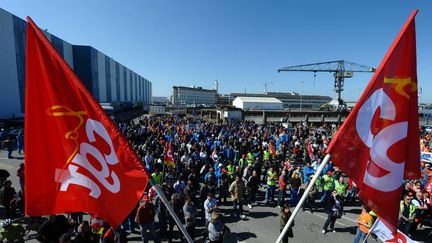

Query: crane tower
278 60 375 111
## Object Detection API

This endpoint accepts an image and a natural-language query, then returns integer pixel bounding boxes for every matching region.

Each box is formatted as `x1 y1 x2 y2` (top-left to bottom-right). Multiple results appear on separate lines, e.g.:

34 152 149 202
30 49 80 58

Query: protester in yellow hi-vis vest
353 205 374 243
320 171 335 204
151 167 163 186
227 161 235 180
246 152 254 165
334 176 348 198
263 148 271 162
239 154 247 171
315 175 322 189
398 194 416 236
265 167 278 204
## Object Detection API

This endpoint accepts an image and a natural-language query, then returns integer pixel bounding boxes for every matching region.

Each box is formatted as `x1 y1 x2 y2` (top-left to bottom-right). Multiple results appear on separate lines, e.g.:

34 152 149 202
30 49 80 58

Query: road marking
305 211 348 227
304 211 357 227
341 215 357 224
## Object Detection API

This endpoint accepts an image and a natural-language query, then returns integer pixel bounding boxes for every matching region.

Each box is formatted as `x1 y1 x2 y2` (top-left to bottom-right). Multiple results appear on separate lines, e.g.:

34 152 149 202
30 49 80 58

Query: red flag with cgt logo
326 10 420 233
164 142 175 168
24 17 148 228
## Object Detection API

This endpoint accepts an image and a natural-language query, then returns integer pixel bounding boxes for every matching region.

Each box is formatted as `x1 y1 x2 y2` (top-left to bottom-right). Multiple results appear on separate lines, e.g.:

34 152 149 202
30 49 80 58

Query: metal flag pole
361 230 372 243
276 154 332 243
361 218 379 243
151 181 194 243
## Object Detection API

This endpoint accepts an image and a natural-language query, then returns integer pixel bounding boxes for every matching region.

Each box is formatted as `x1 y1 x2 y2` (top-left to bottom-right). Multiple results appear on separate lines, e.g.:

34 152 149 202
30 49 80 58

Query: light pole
300 94 303 111
300 81 304 111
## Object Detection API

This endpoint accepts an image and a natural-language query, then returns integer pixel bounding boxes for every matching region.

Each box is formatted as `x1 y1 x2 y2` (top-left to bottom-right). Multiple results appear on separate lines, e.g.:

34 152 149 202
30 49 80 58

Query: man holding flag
353 205 374 243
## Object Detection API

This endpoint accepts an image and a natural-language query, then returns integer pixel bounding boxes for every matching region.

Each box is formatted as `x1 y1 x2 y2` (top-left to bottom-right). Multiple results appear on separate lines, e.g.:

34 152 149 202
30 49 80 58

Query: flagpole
151 182 194 243
361 229 372 243
362 218 379 243
275 154 331 243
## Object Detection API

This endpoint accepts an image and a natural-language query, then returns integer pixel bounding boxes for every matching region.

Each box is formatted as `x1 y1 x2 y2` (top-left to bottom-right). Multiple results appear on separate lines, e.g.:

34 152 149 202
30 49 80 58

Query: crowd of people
0 115 431 242
0 128 24 159
117 116 327 242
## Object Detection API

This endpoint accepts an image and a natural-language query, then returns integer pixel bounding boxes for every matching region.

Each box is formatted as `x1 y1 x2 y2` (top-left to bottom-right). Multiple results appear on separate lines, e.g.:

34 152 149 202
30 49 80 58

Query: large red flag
326 10 420 233
24 17 148 227
164 142 175 168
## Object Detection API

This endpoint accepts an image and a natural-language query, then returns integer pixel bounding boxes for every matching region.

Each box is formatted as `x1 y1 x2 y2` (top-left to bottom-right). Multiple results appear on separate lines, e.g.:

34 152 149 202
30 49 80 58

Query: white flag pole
361 218 378 243
151 184 194 243
276 154 331 243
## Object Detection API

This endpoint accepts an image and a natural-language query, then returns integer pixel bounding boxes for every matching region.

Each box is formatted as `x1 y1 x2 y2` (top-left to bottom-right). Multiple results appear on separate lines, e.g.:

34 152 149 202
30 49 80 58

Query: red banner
24 17 148 228
164 142 175 168
269 142 276 158
327 10 420 233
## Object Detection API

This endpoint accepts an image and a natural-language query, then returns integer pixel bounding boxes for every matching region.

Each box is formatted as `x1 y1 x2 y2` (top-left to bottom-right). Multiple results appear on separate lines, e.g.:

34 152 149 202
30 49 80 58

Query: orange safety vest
357 209 373 234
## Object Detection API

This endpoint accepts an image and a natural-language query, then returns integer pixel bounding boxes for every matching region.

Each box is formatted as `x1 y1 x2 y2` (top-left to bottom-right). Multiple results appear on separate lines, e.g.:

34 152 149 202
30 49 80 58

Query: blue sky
1 0 431 102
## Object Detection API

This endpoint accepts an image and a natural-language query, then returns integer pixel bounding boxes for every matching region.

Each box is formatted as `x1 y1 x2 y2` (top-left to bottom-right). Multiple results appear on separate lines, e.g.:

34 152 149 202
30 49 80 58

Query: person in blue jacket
303 162 315 184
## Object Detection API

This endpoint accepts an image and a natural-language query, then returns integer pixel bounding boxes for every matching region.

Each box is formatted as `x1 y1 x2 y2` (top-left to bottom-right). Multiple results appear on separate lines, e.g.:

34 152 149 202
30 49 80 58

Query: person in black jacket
168 193 183 243
247 170 260 209
75 221 98 243
280 203 294 243
37 215 69 243
322 190 343 234
0 180 16 218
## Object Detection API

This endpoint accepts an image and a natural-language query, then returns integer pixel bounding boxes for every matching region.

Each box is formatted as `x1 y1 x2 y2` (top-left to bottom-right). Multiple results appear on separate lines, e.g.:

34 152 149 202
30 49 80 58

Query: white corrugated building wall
232 97 283 110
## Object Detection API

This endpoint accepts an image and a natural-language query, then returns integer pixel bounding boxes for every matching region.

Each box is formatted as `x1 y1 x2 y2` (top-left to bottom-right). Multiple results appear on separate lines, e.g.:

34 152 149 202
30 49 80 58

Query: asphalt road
215 193 371 243
0 149 22 189
1 149 430 242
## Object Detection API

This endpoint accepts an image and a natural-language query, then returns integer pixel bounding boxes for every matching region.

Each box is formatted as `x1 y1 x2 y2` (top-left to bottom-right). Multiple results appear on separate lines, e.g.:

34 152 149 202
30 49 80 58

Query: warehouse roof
230 92 331 101
234 96 283 103
173 86 216 92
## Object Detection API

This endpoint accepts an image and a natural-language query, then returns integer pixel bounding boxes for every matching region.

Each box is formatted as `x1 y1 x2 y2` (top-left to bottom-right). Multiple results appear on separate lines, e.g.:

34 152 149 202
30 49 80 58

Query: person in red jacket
136 195 159 243
346 178 357 206
278 170 288 207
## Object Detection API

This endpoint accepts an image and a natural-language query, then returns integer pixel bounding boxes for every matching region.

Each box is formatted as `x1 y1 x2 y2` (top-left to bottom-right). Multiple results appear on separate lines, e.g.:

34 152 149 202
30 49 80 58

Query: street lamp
300 94 303 111
300 81 304 111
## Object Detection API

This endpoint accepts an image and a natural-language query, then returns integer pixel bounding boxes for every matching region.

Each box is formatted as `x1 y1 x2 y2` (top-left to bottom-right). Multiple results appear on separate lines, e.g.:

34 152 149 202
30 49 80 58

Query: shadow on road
224 217 250 224
236 231 257 241
344 208 362 214
247 211 278 218
334 226 357 234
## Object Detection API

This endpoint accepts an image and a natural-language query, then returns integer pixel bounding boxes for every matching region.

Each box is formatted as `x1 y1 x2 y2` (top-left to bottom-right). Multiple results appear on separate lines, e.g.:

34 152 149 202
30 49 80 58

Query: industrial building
171 86 217 107
152 96 169 105
229 92 331 110
0 8 151 119
73 46 152 111
232 97 284 111
217 94 231 105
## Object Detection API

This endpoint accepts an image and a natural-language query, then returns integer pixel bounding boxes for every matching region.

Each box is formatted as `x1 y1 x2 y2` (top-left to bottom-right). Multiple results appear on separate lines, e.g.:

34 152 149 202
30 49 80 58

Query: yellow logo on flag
384 77 416 98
